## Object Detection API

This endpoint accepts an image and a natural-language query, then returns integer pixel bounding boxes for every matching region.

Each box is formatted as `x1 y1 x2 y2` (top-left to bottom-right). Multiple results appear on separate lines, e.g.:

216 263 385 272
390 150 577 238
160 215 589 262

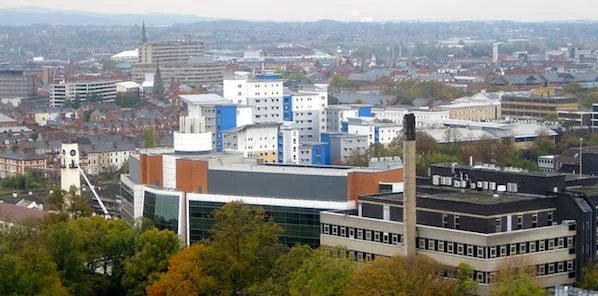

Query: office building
223 72 284 124
501 95 578 120
283 85 329 141
322 132 369 165
50 80 120 107
372 107 449 127
132 57 225 88
321 162 594 294
277 123 300 164
0 70 39 99
222 123 281 163
325 105 371 132
138 41 204 64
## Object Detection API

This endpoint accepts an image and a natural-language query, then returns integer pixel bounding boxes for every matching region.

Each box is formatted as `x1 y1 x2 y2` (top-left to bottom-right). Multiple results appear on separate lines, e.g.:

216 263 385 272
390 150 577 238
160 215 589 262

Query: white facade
279 123 300 164
174 114 213 153
60 143 81 192
372 107 450 127
290 90 328 141
50 80 120 107
347 118 376 146
223 74 284 124
325 106 360 132
377 125 401 144
222 124 279 160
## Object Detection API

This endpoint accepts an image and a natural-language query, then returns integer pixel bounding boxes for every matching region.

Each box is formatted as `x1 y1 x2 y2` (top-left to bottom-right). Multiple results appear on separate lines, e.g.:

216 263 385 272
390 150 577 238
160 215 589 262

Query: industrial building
120 101 404 247
320 117 596 294
0 70 39 99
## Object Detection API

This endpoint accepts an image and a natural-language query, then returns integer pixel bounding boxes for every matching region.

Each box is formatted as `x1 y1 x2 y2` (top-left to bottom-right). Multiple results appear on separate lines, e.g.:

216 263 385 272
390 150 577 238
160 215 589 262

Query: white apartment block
372 107 449 127
50 80 120 107
289 91 328 141
223 73 284 124
278 123 300 164
138 41 204 64
325 105 361 132
222 123 281 163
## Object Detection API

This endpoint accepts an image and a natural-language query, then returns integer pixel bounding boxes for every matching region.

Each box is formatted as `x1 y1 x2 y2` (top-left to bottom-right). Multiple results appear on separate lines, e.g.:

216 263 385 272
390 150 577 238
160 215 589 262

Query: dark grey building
0 70 38 98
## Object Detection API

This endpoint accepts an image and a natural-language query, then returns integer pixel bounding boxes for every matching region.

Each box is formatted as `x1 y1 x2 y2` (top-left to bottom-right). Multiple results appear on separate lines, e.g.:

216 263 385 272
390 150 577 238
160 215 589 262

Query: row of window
322 223 574 259
417 236 574 259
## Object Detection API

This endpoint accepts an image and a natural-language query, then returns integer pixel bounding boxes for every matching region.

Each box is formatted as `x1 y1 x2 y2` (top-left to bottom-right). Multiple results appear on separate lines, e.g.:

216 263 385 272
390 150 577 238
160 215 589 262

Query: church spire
141 21 148 43
153 60 165 100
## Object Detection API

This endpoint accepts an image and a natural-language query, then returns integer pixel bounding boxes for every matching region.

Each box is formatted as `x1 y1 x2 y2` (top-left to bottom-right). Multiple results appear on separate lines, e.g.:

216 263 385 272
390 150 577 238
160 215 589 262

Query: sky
0 0 596 22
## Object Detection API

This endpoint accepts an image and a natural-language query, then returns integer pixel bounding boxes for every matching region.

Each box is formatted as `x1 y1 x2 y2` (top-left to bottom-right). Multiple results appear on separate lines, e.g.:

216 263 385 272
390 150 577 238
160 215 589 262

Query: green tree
122 228 180 296
84 109 94 122
143 127 156 148
417 152 459 176
456 263 479 295
580 264 598 290
490 260 547 296
289 247 357 296
564 81 582 96
250 244 314 296
45 186 92 218
345 255 459 296
205 201 284 296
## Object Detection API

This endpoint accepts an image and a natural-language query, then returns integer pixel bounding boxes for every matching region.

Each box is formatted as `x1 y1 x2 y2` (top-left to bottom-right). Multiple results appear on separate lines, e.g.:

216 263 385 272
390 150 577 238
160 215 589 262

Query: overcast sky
1 0 597 22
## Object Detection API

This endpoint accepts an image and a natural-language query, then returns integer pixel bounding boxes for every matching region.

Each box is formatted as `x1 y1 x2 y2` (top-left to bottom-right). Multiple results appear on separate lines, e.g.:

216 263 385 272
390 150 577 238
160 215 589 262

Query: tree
354 98 364 104
250 244 314 296
146 243 218 296
580 264 598 290
417 152 459 176
45 186 92 218
288 247 357 296
345 149 370 167
564 81 582 96
122 228 180 296
205 201 284 296
143 127 156 148
345 255 460 296
489 259 547 296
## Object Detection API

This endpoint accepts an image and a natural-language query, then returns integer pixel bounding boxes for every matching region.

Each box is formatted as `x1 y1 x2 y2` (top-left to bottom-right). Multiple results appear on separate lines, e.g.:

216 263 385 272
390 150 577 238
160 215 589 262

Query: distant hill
0 7 214 26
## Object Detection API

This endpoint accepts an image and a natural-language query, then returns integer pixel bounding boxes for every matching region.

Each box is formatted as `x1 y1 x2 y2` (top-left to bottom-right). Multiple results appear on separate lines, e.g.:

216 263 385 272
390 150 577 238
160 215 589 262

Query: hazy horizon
1 0 598 22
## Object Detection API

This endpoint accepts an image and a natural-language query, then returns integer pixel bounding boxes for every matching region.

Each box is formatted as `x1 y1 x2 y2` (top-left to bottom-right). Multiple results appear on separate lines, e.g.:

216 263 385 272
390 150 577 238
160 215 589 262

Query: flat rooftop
432 163 562 178
138 150 392 176
362 185 539 205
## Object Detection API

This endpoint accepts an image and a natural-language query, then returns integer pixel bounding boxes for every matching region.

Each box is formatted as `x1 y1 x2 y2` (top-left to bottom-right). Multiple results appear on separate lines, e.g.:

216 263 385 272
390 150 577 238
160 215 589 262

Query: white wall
162 155 177 189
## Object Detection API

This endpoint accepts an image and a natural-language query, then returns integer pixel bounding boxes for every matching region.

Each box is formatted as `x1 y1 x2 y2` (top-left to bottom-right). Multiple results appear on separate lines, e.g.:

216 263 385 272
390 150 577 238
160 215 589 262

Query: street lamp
580 138 583 177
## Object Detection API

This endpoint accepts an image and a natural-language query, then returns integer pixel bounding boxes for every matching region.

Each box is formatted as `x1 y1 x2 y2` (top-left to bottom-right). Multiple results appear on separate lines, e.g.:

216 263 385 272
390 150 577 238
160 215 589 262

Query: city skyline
1 0 598 22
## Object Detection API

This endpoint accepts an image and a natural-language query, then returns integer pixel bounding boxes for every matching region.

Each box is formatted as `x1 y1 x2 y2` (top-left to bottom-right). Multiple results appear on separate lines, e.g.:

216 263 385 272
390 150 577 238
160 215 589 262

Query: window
548 212 553 224
539 240 545 252
332 225 338 235
438 241 445 252
365 253 372 262
357 229 363 240
383 233 389 244
558 262 564 273
391 234 398 245
567 260 574 271
454 215 460 229
457 244 464 255
477 246 484 258
490 247 497 258
558 237 564 248
520 242 527 254
349 228 355 238
510 244 517 255
530 241 536 253
568 236 574 248
496 218 502 232
323 224 329 234
539 265 545 276
516 215 523 230
442 214 449 228
500 245 507 257
366 230 372 241
374 231 381 242
532 213 538 227
548 263 555 274
548 239 555 250
419 238 426 249
340 227 346 237
428 239 435 251
467 245 474 256
447 242 454 254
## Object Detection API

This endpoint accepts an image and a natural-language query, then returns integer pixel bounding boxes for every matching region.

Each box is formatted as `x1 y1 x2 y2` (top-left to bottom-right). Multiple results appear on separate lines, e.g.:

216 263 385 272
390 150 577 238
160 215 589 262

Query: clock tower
60 143 81 192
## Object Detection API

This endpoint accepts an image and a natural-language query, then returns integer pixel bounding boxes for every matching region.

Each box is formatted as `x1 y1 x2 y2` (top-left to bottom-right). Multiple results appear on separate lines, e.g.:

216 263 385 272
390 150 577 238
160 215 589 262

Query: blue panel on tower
215 105 237 132
375 127 380 143
255 73 281 80
283 95 293 121
341 122 348 132
277 132 284 163
311 143 329 165
358 106 372 117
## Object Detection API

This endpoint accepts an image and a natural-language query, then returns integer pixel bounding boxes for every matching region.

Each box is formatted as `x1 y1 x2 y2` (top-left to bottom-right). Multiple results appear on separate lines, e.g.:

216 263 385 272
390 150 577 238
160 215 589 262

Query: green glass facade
143 191 180 233
189 200 326 248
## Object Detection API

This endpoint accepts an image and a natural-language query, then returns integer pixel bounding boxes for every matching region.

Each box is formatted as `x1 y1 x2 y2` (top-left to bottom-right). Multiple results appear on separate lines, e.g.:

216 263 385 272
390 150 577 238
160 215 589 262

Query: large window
143 191 180 233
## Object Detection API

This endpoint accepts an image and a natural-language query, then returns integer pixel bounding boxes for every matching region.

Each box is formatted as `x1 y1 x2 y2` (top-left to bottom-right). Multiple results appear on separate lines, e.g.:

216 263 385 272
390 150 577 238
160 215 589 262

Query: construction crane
78 167 111 219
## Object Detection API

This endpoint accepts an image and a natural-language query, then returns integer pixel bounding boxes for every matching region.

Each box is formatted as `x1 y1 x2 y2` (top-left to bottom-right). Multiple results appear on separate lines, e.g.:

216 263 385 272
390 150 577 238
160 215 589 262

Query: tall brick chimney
402 113 417 257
